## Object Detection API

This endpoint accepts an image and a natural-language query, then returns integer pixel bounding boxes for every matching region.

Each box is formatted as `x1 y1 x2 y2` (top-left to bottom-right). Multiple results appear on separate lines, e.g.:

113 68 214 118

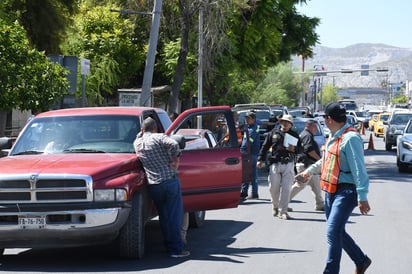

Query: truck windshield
11 115 140 155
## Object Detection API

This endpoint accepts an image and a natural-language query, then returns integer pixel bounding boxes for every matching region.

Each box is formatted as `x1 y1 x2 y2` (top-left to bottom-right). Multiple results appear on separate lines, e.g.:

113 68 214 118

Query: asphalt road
0 130 411 274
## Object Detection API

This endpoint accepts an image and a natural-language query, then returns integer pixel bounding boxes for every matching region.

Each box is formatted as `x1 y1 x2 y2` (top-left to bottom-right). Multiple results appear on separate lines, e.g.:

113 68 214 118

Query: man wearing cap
290 119 324 211
257 114 300 220
240 111 261 199
297 102 371 273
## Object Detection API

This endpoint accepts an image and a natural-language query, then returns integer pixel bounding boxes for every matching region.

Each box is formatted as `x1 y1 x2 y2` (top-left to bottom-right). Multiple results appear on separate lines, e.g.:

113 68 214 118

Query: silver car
396 118 412 172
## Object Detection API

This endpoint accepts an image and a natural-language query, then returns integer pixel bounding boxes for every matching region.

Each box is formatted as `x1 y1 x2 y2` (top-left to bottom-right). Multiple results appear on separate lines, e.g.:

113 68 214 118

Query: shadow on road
0 218 308 272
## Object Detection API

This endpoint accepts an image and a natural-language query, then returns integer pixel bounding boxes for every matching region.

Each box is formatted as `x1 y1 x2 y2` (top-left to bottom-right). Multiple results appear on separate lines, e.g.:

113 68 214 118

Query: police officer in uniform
240 111 261 199
257 114 300 220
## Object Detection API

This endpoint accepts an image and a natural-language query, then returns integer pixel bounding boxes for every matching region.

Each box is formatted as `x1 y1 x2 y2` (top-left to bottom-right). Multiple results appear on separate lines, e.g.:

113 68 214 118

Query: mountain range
292 43 412 90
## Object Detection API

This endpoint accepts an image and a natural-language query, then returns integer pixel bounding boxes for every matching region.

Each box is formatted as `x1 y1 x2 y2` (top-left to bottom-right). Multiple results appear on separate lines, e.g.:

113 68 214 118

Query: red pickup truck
0 106 251 258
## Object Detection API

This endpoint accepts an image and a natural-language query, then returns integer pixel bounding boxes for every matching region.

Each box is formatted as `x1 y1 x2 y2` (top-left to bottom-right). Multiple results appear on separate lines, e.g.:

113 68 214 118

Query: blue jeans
323 184 368 274
241 154 258 196
148 177 184 255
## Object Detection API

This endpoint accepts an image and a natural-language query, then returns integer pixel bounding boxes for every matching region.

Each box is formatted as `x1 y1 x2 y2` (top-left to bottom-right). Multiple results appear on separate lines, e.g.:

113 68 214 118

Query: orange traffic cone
366 133 375 150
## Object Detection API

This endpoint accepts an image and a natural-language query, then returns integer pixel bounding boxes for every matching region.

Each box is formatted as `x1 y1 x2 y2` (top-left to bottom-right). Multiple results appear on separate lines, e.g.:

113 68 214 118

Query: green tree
253 62 301 106
0 19 69 134
4 0 78 54
202 0 319 107
392 95 408 104
62 3 145 106
319 83 338 109
155 0 319 110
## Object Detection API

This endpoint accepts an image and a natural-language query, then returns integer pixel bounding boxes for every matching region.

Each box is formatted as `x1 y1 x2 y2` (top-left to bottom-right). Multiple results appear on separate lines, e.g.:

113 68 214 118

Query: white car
396 118 412 172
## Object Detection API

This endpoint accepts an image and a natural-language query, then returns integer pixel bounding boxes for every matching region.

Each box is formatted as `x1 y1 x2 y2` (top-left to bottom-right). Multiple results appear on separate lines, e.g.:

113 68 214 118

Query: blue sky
296 0 410 48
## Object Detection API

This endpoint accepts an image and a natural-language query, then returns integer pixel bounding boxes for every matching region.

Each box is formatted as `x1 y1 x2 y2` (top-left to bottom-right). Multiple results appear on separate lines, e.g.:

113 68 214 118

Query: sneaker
272 208 278 217
170 250 190 258
240 192 248 200
278 212 291 220
355 256 371 274
315 205 325 211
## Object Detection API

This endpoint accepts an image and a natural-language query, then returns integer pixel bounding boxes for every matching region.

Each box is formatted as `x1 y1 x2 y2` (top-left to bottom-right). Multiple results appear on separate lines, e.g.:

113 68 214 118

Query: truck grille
0 174 93 203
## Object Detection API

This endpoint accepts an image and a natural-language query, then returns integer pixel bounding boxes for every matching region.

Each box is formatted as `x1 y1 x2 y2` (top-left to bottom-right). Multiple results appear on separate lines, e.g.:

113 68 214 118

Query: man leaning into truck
134 117 190 258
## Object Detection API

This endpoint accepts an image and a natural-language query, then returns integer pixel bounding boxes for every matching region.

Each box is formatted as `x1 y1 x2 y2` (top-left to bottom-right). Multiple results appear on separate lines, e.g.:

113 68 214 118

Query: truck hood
0 153 140 181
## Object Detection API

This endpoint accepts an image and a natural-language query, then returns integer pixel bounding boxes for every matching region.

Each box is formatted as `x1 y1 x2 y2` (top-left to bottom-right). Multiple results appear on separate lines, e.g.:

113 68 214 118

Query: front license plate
18 216 46 229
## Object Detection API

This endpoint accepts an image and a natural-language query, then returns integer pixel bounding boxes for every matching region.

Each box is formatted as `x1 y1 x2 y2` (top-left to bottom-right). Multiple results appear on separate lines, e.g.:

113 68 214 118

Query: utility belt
271 156 294 165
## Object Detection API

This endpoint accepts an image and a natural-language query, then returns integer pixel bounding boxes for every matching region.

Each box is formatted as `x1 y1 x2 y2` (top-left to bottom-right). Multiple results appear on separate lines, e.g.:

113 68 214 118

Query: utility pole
198 3 204 109
140 0 162 107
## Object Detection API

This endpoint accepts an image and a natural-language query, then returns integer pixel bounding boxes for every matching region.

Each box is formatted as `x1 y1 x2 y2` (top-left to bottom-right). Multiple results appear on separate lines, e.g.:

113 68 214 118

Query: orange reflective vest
320 127 357 193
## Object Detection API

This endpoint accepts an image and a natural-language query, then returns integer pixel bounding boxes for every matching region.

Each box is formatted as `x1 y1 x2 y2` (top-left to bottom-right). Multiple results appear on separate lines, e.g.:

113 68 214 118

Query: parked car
269 104 289 118
384 110 412 151
232 103 277 145
346 110 367 124
313 111 330 138
373 112 391 137
0 106 252 258
289 106 312 118
368 112 383 131
396 118 412 172
346 114 362 132
292 117 326 150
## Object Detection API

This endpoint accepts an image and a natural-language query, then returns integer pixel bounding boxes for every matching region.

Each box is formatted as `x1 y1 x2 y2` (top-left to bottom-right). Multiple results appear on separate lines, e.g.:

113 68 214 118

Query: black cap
245 111 256 119
324 102 347 123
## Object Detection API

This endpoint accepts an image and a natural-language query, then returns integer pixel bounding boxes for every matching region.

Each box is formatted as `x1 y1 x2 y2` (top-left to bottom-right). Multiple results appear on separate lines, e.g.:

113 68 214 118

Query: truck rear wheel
117 194 145 259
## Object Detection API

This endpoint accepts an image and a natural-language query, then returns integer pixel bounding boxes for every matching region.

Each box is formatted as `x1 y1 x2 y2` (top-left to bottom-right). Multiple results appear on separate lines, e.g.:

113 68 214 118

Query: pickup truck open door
166 106 252 212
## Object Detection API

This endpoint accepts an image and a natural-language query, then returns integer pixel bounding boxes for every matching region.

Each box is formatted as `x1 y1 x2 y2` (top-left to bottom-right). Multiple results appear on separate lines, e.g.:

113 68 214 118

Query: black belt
337 183 356 189
272 160 293 165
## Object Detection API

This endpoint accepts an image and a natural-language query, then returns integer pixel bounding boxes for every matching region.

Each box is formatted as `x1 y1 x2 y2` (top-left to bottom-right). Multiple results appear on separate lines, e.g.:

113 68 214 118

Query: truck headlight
94 189 127 201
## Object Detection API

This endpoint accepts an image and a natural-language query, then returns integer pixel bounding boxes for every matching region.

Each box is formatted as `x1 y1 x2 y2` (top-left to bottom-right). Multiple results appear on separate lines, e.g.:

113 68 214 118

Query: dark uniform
291 126 324 210
258 125 300 217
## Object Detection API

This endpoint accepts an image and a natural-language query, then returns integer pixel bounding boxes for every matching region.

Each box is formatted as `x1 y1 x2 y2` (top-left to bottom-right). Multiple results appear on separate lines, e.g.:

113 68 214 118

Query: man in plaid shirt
134 117 190 258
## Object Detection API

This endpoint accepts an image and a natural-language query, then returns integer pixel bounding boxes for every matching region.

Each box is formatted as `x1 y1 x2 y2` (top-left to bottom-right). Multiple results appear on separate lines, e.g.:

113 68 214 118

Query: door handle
225 157 240 165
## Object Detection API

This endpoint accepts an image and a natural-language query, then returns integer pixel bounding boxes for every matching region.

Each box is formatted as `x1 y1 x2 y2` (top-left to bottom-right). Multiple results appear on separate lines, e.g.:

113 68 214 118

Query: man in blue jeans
240 111 260 200
134 117 190 258
297 102 371 273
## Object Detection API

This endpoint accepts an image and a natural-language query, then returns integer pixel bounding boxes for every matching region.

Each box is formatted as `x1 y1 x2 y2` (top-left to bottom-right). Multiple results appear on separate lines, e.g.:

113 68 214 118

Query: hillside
292 43 412 89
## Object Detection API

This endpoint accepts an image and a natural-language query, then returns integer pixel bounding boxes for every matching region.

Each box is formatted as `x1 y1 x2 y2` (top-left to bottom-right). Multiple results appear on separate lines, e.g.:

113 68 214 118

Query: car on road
347 110 368 125
289 106 313 118
269 104 289 118
396 118 412 172
373 112 391 137
366 110 384 130
346 114 362 132
292 117 326 150
233 103 277 145
384 110 412 151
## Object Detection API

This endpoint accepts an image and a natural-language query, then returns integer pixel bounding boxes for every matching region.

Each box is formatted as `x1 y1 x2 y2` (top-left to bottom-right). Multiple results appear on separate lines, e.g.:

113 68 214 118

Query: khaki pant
290 163 324 209
268 162 295 214
181 212 189 245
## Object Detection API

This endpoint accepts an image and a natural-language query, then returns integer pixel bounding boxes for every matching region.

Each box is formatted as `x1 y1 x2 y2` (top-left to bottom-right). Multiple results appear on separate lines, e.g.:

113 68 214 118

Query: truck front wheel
117 194 145 259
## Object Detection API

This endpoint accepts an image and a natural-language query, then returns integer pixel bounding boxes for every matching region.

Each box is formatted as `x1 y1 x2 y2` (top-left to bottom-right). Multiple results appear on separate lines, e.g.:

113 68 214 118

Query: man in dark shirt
240 111 261 199
290 119 324 211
